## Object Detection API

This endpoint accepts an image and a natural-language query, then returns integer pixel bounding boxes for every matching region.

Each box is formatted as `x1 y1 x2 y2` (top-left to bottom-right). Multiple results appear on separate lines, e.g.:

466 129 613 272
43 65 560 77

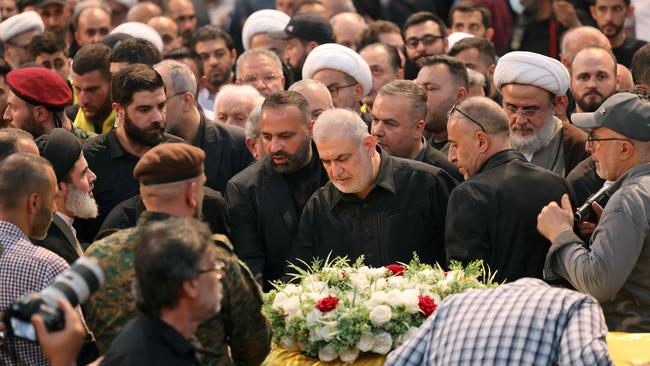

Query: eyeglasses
405 34 444 49
586 132 630 149
240 73 280 85
198 260 225 278
327 83 357 98
166 91 187 101
448 103 486 132
503 104 544 119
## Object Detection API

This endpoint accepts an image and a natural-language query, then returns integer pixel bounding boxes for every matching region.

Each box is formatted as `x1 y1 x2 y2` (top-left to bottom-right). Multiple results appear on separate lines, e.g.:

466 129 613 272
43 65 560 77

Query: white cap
242 9 290 51
0 11 44 43
111 22 164 54
302 43 372 96
494 51 570 96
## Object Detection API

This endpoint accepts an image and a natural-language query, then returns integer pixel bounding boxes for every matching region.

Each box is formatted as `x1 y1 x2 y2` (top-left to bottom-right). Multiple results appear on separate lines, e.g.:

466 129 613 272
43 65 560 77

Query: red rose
341 271 346 278
385 264 405 276
443 271 449 277
418 295 437 318
316 296 339 313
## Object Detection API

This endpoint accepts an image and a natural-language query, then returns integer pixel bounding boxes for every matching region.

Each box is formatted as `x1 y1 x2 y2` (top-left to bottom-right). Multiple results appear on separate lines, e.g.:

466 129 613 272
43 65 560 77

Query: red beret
6 67 72 111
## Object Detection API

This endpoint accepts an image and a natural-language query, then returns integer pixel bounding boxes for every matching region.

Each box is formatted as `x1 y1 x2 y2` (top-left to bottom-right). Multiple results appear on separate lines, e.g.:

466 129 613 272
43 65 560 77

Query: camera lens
41 257 105 307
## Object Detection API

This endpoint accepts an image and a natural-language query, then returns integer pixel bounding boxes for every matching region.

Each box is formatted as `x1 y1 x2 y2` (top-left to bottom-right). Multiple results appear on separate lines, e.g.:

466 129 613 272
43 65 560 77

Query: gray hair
289 79 334 109
451 96 509 136
466 68 486 88
377 80 427 121
214 84 264 112
244 103 263 140
236 48 283 81
154 59 198 97
313 108 369 145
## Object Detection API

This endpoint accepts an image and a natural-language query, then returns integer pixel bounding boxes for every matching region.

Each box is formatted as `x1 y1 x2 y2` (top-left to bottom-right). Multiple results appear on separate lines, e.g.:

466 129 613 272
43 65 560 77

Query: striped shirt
386 278 613 366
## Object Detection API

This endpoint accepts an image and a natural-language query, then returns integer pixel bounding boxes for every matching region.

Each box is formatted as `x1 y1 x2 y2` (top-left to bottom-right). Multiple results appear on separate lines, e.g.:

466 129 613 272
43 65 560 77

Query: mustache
271 151 288 159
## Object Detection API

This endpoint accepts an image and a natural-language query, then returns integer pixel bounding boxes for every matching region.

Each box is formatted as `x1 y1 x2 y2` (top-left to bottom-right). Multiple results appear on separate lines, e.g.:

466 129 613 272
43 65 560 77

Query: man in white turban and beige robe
494 51 589 176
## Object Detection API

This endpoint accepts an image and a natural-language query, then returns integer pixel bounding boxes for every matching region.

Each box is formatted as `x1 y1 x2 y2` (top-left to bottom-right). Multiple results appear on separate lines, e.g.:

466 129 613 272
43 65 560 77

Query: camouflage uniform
72 126 96 142
85 211 271 365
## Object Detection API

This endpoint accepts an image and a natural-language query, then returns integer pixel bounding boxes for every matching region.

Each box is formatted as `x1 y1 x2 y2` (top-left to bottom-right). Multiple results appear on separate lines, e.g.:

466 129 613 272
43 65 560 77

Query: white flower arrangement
263 254 496 363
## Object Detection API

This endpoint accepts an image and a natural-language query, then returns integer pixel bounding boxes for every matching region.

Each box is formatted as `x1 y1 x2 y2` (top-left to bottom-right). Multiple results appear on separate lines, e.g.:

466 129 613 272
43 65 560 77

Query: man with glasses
0 11 44 69
494 51 589 177
538 92 650 331
236 48 285 97
445 97 573 283
402 12 447 80
302 43 372 123
86 143 271 362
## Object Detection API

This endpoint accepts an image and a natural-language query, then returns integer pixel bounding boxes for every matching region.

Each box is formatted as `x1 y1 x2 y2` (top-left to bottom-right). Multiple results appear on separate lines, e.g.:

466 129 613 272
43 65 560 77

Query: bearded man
494 51 589 176
32 129 98 264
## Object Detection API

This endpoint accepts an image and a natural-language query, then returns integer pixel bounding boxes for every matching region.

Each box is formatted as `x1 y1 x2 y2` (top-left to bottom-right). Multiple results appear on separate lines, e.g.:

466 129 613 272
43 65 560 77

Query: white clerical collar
523 152 534 162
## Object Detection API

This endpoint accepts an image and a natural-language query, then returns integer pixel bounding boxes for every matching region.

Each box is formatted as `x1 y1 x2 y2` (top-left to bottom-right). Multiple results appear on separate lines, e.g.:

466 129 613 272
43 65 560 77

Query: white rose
396 326 419 346
314 323 337 341
400 289 420 313
387 276 407 289
306 309 322 324
369 305 392 326
371 331 393 354
339 348 360 363
284 284 301 295
357 266 371 276
368 267 388 279
349 272 370 289
272 292 288 311
356 333 375 352
280 335 300 352
374 277 387 290
367 290 389 308
282 296 302 319
318 345 338 362
386 289 402 307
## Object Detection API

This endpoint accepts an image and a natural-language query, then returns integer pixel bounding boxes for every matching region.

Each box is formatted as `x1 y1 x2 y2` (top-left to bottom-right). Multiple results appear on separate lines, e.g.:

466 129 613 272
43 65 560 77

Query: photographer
538 92 650 332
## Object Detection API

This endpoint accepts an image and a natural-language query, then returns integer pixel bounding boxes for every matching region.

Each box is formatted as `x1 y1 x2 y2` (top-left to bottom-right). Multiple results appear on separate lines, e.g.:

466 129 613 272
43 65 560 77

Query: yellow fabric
73 108 116 134
69 77 78 105
264 333 650 366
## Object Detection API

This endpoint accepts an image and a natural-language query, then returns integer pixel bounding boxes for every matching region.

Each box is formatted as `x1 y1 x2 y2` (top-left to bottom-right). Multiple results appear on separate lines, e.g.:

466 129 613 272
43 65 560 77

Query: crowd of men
0 0 649 364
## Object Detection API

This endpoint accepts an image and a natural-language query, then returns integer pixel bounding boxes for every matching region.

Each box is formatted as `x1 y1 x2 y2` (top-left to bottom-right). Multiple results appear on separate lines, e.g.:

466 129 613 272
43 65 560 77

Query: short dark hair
0 128 34 162
594 0 630 6
294 0 323 13
28 32 67 60
448 1 492 29
111 38 163 66
360 42 401 72
0 153 53 211
190 25 234 52
360 20 402 49
72 43 112 80
419 55 469 89
632 43 650 87
112 64 165 106
403 11 447 37
135 218 212 315
0 59 12 77
165 46 204 76
262 91 310 125
448 37 496 66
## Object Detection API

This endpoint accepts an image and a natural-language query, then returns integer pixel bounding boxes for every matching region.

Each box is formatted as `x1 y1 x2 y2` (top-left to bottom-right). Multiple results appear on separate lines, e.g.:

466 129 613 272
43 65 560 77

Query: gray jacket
544 163 650 332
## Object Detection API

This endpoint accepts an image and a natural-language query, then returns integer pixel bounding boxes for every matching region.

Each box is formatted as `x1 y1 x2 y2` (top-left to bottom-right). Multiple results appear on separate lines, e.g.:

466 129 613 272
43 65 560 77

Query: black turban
35 128 82 183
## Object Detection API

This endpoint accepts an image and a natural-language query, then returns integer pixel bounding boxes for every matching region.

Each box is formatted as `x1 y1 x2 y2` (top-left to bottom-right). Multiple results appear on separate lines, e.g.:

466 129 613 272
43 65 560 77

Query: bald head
127 2 162 23
289 79 334 120
330 12 367 51
561 26 611 66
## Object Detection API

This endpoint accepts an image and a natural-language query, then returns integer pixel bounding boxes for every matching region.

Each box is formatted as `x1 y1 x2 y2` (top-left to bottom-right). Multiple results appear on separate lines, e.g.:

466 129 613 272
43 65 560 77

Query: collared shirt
101 314 200 366
85 212 270 365
545 163 650 332
291 149 453 268
74 109 116 135
386 278 613 366
57 211 76 239
0 221 69 366
197 88 216 121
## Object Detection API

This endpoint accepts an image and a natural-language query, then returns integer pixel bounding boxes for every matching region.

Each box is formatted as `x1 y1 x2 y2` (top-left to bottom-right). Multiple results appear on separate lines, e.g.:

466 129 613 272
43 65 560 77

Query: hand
537 194 575 242
553 0 582 28
576 201 604 237
32 299 86 366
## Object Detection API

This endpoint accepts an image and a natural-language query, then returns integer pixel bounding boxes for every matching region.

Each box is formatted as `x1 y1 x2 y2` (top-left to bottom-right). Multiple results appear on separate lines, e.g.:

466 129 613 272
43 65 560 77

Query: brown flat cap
134 143 205 185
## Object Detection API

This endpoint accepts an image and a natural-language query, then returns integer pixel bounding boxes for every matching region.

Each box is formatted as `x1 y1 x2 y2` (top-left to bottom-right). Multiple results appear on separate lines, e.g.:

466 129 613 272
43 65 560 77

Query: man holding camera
538 92 650 332
0 153 71 365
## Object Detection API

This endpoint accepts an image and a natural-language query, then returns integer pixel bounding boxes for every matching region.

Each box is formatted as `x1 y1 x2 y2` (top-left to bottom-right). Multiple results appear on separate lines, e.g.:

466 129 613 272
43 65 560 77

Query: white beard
65 186 99 219
510 113 557 156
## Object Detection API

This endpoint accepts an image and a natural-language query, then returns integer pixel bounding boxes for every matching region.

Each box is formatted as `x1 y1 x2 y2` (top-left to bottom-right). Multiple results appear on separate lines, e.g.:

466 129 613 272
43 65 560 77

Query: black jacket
419 142 463 183
445 150 574 283
32 214 83 264
225 148 328 291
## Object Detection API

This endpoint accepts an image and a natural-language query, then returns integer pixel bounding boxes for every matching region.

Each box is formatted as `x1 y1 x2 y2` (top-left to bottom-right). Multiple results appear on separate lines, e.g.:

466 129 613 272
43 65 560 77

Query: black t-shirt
283 149 325 217
613 37 647 68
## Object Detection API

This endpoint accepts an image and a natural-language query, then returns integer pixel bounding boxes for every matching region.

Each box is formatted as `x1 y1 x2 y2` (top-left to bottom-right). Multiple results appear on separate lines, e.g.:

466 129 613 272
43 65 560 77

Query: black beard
123 112 164 147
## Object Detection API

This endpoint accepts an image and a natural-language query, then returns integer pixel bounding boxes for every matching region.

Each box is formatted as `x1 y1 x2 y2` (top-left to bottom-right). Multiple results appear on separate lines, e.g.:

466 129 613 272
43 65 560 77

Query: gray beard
510 113 557 156
65 186 99 219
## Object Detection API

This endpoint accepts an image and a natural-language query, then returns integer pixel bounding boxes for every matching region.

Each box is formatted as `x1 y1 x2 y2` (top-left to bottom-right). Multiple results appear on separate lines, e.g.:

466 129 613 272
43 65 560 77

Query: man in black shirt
226 91 328 290
590 0 646 67
291 108 454 269
101 218 225 366
78 64 183 243
445 97 573 283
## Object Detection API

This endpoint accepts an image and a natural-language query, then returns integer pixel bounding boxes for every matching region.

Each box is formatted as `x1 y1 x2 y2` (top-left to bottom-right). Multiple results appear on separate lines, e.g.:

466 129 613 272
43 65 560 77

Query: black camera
3 257 105 341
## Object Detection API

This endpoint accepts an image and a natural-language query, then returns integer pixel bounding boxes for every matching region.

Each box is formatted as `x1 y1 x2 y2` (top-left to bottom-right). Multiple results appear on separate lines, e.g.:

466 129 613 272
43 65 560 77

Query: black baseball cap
571 92 650 141
268 13 334 45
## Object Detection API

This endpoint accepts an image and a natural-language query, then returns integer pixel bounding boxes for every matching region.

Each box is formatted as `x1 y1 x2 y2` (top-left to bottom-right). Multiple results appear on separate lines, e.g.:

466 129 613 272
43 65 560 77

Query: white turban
111 22 164 54
242 10 290 51
494 51 570 96
447 32 474 51
302 43 372 96
110 0 137 8
0 11 44 43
